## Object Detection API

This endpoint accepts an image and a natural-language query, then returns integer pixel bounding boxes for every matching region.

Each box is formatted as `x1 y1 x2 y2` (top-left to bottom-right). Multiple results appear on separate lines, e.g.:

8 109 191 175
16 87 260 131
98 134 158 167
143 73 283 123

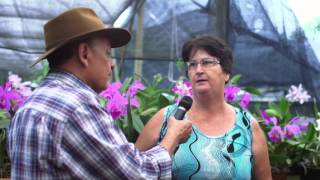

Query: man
8 7 192 179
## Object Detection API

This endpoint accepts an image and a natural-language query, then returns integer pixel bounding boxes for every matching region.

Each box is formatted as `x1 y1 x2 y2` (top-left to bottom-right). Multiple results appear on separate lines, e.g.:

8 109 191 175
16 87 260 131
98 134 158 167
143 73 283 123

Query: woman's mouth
196 79 207 83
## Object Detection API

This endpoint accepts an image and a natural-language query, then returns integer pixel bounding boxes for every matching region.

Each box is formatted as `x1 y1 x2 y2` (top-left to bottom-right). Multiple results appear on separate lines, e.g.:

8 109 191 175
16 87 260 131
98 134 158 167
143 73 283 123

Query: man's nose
108 60 114 70
111 63 115 70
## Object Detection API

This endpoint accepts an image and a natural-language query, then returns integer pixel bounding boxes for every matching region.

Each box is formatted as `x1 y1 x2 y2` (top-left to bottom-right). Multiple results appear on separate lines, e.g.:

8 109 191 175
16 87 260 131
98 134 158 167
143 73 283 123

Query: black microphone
174 96 193 120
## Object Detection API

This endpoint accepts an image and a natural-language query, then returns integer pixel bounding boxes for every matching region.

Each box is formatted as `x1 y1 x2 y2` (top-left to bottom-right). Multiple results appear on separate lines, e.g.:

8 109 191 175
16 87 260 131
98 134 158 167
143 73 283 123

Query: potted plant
99 74 175 142
256 84 318 179
0 72 34 178
289 111 320 179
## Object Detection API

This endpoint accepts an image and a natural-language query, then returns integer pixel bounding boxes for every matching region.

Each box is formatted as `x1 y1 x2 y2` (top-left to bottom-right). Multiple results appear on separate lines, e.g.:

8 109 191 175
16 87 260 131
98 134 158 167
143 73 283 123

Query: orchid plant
99 74 175 142
0 72 33 177
99 77 145 142
257 83 318 173
2 70 320 177
171 77 320 173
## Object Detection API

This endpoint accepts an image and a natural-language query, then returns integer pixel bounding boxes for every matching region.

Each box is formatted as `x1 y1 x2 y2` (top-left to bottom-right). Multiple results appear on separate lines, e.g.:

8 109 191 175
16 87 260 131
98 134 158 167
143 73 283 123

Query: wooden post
133 3 144 80
212 0 229 41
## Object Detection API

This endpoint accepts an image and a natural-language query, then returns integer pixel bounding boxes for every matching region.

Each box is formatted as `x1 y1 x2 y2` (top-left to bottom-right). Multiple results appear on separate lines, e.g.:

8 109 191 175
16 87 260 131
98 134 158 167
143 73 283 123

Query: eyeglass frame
186 57 220 71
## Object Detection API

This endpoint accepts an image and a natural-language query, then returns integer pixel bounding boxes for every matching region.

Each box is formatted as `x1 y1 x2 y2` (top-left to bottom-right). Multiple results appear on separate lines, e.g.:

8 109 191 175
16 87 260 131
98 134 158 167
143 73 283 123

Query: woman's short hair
182 35 233 74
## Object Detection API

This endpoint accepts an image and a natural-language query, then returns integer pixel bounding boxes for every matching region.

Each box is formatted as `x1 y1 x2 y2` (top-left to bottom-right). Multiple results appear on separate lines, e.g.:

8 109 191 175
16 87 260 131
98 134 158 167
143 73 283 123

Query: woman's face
187 48 229 95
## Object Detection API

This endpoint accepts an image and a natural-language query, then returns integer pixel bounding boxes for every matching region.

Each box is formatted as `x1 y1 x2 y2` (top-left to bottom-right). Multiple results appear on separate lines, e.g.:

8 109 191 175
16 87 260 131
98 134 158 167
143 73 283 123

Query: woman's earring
225 74 230 84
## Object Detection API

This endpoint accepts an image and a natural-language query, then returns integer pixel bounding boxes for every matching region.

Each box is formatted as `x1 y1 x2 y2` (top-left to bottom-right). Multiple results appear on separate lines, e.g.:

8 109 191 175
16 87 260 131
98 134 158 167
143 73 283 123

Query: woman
135 36 271 180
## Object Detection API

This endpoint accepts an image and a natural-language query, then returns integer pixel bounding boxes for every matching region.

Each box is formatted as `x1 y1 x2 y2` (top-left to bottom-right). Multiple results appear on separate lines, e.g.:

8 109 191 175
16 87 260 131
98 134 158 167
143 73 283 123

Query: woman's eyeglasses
186 58 220 71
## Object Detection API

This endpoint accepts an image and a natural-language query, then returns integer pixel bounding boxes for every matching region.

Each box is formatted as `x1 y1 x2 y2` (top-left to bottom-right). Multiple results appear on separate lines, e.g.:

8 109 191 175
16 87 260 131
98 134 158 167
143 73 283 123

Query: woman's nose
195 63 204 72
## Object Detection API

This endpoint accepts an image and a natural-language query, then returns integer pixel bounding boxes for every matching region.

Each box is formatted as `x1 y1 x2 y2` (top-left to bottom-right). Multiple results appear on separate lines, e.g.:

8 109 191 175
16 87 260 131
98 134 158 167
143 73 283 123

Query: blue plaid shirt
8 71 172 179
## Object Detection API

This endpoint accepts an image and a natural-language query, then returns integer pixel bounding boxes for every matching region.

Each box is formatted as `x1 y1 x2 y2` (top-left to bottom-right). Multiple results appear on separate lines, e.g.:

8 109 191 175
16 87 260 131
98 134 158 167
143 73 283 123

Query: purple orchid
106 92 128 120
100 80 145 120
126 80 145 107
283 124 301 139
240 92 250 108
289 116 315 131
0 81 25 112
126 80 145 97
224 83 240 101
268 126 284 142
259 109 278 125
100 82 122 100
172 80 192 98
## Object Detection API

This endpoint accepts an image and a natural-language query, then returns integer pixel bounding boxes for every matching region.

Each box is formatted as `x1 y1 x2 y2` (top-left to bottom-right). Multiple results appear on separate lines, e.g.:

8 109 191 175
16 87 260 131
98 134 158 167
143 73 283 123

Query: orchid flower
285 83 311 104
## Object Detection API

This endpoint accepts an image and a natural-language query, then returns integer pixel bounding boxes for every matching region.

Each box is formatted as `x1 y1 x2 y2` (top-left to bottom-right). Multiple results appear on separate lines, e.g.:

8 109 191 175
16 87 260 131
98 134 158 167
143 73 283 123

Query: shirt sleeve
59 103 172 179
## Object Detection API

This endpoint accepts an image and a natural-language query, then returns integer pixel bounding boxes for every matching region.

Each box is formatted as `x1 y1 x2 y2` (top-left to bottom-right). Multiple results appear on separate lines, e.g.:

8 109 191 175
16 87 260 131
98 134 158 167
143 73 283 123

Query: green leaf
243 86 261 96
140 107 158 116
120 77 134 93
279 98 290 118
265 109 279 117
301 123 316 143
127 106 133 130
269 153 288 166
161 92 175 101
176 58 185 72
159 93 175 107
32 62 49 84
312 98 320 118
131 111 145 133
269 102 278 112
0 119 10 129
229 74 242 84
0 129 7 166
99 97 107 107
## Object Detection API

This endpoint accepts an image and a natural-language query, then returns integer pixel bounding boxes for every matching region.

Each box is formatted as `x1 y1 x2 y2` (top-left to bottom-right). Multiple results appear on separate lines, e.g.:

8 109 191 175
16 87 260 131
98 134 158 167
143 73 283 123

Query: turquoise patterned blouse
159 105 254 180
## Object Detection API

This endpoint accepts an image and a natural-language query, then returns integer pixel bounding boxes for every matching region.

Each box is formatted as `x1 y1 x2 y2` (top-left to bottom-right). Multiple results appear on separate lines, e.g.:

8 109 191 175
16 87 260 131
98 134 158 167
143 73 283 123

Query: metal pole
133 2 144 80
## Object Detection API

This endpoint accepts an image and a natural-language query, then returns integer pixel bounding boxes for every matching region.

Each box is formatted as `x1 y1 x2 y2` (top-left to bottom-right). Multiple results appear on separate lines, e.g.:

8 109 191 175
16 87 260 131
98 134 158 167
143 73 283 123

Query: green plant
295 110 320 170
0 110 10 178
255 84 318 173
0 69 46 178
99 74 175 142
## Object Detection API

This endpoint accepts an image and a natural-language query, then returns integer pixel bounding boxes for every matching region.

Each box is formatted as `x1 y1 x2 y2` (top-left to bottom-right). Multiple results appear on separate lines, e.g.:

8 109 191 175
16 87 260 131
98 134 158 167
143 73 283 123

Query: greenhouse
0 0 320 179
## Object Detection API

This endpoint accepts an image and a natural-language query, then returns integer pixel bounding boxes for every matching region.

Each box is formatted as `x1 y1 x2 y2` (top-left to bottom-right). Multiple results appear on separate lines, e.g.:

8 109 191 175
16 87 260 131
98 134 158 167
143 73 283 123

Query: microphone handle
174 107 186 120
173 107 187 154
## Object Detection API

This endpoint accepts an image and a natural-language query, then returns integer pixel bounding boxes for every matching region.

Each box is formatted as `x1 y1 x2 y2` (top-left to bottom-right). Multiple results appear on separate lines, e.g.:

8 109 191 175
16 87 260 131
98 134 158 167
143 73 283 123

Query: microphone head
178 96 193 111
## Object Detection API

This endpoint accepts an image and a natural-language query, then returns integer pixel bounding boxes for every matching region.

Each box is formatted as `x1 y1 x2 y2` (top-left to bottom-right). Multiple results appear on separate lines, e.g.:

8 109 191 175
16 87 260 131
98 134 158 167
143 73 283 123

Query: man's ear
77 43 90 67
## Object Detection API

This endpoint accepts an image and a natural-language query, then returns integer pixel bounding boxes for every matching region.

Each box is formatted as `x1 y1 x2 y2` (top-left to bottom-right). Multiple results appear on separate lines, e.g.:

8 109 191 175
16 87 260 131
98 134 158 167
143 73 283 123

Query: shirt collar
43 70 99 97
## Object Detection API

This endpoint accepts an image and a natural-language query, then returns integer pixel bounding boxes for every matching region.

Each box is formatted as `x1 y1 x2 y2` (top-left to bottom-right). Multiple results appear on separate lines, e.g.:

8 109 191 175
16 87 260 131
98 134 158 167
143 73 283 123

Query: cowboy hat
31 7 131 67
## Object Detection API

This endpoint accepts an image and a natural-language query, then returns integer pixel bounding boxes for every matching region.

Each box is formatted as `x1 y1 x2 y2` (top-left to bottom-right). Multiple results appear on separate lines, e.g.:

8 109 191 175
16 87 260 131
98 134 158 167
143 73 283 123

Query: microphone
174 96 193 120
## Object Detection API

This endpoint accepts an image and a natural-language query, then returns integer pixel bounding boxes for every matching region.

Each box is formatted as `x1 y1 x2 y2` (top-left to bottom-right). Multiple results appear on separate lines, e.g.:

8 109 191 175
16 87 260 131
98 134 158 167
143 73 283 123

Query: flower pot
300 167 320 180
272 172 288 180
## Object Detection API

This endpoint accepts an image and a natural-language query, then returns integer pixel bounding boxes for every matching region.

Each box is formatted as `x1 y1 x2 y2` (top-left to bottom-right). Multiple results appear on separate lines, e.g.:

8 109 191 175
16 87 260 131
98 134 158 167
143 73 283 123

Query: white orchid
285 83 311 104
8 72 33 97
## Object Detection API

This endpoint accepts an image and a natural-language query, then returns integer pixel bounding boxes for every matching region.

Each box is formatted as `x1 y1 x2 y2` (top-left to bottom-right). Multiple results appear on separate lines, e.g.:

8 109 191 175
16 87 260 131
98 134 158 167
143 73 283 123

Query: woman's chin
194 86 211 94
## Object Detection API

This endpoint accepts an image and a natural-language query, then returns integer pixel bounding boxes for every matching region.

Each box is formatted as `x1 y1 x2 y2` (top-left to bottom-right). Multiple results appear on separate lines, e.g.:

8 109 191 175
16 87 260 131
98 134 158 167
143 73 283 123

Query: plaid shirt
8 71 172 179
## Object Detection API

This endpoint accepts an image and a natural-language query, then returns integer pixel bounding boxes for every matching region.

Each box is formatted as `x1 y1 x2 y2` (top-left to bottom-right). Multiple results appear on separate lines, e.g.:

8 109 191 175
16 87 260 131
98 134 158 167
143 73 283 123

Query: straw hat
31 7 131 67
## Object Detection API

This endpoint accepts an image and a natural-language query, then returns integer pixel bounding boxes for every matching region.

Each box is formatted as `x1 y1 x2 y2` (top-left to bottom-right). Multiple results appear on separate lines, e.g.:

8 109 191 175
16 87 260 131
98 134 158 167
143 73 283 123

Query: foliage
255 84 319 173
0 72 33 178
99 74 175 142
2 69 320 177
100 73 256 143
296 111 320 170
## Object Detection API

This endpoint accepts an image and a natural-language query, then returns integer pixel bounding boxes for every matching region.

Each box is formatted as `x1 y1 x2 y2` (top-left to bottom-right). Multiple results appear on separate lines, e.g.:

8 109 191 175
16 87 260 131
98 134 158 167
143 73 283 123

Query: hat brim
30 27 131 67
